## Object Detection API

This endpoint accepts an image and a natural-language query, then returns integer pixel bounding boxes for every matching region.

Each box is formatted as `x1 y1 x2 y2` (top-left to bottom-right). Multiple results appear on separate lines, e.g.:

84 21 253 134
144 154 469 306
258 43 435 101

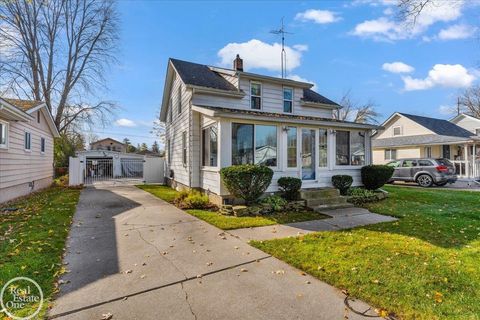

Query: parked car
386 158 457 187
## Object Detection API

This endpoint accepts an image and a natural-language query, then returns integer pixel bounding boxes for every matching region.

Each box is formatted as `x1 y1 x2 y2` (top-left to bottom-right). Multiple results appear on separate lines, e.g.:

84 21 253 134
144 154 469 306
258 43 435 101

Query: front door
442 145 451 159
301 129 316 180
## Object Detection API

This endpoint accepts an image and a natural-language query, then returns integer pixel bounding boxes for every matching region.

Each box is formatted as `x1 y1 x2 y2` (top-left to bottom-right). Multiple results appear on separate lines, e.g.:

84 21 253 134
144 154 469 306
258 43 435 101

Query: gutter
188 85 245 98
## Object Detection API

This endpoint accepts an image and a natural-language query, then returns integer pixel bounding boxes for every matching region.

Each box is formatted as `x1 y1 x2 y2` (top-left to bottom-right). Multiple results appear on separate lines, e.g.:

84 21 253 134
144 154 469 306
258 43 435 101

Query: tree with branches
333 91 380 124
0 0 119 133
458 85 480 118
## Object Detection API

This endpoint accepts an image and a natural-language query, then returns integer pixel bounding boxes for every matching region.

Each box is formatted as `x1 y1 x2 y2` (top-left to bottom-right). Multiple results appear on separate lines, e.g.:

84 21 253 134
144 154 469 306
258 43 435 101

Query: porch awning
192 105 380 130
372 134 479 148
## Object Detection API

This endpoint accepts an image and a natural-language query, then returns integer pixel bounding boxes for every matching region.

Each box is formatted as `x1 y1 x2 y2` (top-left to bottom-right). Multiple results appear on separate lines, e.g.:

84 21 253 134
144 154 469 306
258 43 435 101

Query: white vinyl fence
69 155 164 186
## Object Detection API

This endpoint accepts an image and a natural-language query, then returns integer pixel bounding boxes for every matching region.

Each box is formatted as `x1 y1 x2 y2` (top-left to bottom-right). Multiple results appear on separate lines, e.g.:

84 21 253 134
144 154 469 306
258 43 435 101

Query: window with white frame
24 132 31 150
41 137 45 153
287 126 297 167
319 129 328 167
283 87 293 113
335 130 365 166
202 125 218 167
384 149 397 160
250 82 262 109
424 146 432 158
0 121 8 148
232 123 277 166
178 85 182 114
182 131 187 166
393 126 402 136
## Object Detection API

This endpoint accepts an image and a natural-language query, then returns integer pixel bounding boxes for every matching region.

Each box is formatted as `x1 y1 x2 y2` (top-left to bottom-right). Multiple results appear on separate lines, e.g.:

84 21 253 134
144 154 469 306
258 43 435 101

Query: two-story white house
160 56 379 204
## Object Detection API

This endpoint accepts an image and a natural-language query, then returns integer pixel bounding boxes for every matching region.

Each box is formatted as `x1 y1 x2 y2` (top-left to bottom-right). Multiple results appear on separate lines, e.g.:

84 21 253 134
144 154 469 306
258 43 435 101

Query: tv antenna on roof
270 17 293 78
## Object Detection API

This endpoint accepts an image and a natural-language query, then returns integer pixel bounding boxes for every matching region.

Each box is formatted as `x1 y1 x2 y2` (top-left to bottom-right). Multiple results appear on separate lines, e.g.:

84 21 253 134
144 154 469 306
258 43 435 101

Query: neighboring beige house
0 97 60 203
90 137 126 152
160 56 379 204
372 112 480 180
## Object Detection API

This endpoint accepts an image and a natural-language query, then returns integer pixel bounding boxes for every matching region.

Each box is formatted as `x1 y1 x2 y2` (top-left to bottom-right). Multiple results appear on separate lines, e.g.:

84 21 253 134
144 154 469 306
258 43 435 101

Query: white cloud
438 105 457 115
286 74 318 91
402 64 476 91
382 62 415 74
115 118 136 127
438 24 476 40
351 0 465 41
348 0 396 7
295 9 341 24
218 39 306 72
293 44 308 52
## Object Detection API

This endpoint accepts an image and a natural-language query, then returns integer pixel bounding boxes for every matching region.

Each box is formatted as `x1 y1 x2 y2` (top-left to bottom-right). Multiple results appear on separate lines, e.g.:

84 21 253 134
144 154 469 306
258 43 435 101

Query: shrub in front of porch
220 164 274 204
361 165 395 190
173 190 214 210
277 177 302 200
332 175 353 195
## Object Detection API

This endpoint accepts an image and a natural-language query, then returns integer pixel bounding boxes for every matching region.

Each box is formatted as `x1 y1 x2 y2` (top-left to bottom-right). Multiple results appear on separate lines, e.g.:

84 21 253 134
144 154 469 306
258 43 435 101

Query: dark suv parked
386 158 457 187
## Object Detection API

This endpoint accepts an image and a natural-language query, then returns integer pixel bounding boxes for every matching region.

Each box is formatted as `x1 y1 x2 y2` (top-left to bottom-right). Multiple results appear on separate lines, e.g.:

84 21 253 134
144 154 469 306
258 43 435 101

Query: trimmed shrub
277 177 302 200
332 175 353 196
52 174 69 187
361 165 395 190
220 164 274 204
347 187 378 205
174 190 210 209
261 195 287 212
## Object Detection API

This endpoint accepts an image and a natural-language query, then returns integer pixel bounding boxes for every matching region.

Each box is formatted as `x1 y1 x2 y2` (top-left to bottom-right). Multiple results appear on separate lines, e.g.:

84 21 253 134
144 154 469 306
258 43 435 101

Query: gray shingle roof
372 134 473 148
170 58 239 92
302 89 339 106
399 113 473 138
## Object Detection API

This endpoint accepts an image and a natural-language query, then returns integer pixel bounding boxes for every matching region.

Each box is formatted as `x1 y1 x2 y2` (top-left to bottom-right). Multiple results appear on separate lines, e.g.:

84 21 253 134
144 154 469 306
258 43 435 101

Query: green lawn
0 187 81 319
137 185 328 230
251 185 480 320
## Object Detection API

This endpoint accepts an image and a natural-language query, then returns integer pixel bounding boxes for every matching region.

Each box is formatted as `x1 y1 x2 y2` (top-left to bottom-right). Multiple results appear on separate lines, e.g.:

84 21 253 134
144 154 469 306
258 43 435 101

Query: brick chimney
233 54 243 71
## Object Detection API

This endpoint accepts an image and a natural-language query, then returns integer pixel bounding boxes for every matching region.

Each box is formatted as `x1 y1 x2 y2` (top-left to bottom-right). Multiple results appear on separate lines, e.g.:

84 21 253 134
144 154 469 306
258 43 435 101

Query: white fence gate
69 156 165 186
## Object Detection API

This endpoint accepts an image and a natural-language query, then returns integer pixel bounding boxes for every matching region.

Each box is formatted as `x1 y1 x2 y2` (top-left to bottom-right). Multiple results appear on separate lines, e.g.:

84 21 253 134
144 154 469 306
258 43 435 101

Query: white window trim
0 120 9 149
424 146 432 158
201 125 219 169
40 137 46 155
182 131 187 167
393 126 402 136
283 86 293 114
286 126 298 170
333 130 367 169
250 81 262 110
318 128 329 169
231 121 279 170
24 131 31 152
384 148 397 161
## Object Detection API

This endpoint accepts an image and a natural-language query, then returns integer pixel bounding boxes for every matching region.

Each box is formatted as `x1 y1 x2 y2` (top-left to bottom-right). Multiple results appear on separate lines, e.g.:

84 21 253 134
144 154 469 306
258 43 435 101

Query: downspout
189 89 194 188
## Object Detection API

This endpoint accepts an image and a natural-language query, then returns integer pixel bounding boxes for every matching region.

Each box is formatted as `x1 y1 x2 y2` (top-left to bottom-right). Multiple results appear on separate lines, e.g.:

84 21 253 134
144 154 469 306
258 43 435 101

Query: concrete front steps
300 188 353 211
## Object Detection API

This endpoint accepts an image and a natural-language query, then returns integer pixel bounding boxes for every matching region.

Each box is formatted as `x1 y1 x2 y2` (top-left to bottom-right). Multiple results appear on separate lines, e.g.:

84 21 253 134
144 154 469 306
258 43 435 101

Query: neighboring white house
372 112 480 180
159 56 379 204
0 97 60 203
90 137 127 152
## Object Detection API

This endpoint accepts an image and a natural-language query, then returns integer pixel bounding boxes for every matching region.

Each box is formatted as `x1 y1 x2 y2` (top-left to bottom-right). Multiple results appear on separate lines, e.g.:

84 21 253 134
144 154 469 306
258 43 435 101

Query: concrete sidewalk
49 185 380 320
229 208 397 241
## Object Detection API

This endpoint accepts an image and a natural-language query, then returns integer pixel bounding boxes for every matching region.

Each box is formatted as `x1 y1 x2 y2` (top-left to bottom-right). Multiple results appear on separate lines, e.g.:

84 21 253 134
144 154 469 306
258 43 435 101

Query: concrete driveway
49 185 379 320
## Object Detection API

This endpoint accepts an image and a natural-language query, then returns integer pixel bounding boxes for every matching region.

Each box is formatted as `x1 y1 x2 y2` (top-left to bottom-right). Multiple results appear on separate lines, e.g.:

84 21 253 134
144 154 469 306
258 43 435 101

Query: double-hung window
40 137 46 153
0 121 7 148
424 146 432 158
336 130 365 166
24 132 31 151
232 123 277 167
250 82 262 109
182 132 187 166
202 125 218 167
283 87 293 113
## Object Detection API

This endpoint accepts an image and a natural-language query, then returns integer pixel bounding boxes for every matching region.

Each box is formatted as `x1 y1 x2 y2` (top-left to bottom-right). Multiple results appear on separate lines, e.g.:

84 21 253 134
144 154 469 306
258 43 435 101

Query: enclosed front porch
423 143 480 180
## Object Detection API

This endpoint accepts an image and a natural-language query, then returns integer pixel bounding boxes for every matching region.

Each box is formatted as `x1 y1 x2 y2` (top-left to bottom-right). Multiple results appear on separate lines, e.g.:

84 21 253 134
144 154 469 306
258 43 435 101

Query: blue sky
97 0 480 147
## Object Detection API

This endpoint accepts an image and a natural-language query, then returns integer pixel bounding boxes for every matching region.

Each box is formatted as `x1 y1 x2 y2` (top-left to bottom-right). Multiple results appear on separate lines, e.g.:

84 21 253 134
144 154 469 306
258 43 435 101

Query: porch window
182 131 187 166
24 132 31 151
255 125 277 166
0 121 7 148
336 130 365 166
283 87 293 113
202 125 218 167
319 129 328 167
232 123 277 166
287 127 297 167
424 146 432 158
232 123 254 165
250 82 262 109
384 149 397 161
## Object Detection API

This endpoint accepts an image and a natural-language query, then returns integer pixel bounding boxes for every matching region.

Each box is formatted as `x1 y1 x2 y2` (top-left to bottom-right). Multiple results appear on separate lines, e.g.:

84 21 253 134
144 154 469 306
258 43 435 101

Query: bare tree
334 91 380 124
397 0 433 25
458 85 480 118
151 110 166 145
0 0 119 133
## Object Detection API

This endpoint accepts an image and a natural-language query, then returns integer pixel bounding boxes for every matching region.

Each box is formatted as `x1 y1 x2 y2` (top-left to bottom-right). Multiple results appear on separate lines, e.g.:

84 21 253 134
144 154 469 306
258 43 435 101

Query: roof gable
399 113 473 138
